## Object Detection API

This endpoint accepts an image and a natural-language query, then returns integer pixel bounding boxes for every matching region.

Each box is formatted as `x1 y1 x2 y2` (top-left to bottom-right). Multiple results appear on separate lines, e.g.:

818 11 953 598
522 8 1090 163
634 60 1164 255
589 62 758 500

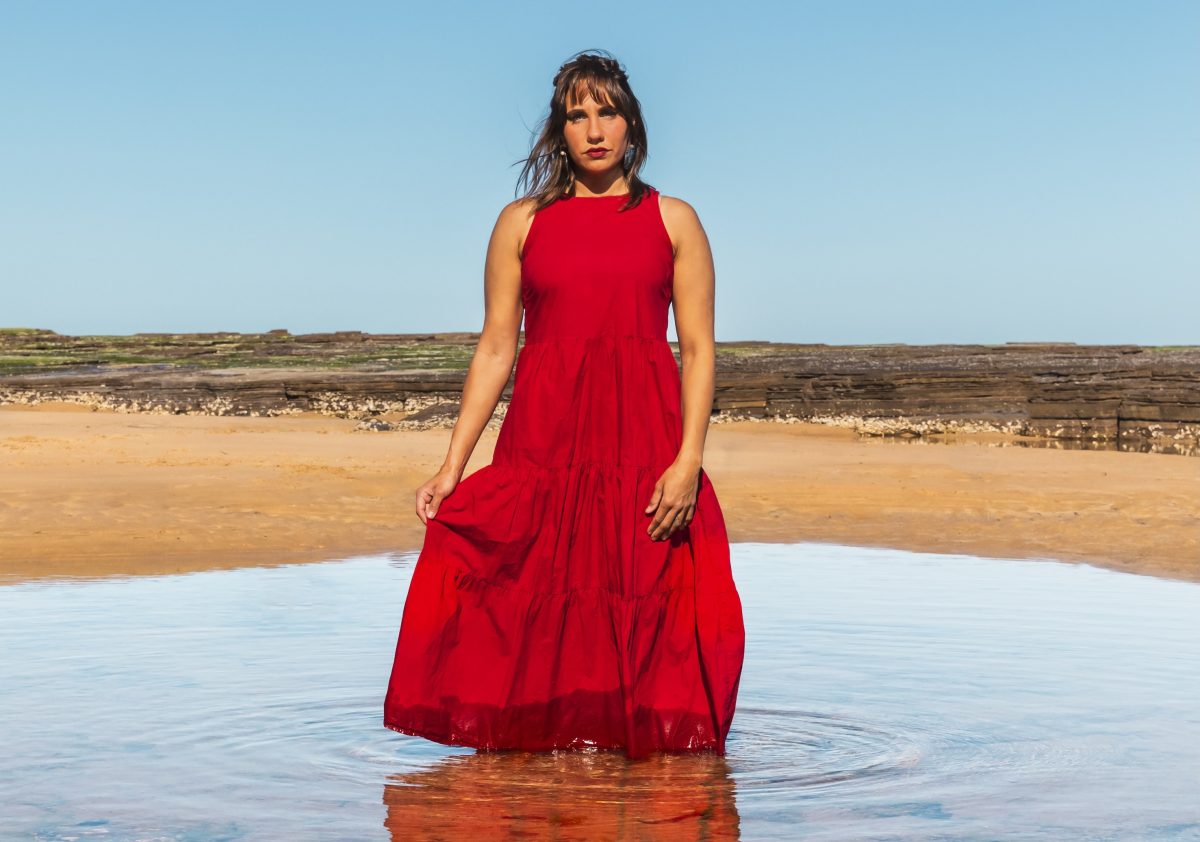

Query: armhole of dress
519 205 541 261
651 190 676 261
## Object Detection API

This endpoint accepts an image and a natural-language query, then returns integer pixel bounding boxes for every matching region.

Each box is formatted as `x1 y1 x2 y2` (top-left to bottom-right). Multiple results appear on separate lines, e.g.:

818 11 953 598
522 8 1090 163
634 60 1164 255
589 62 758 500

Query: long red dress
383 186 746 759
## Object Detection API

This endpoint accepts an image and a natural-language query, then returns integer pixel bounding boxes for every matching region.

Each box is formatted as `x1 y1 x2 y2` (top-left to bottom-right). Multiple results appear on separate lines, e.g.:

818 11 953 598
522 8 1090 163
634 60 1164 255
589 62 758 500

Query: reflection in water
1 545 1198 840
382 750 738 840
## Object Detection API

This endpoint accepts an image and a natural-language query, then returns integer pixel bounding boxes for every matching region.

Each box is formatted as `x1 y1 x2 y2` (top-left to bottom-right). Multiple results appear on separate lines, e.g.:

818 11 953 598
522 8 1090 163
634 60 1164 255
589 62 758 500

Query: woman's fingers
414 471 458 525
426 492 443 520
415 487 432 525
643 483 664 515
677 503 695 531
651 500 700 540
649 500 687 541
649 509 674 541
646 489 672 537
646 471 701 540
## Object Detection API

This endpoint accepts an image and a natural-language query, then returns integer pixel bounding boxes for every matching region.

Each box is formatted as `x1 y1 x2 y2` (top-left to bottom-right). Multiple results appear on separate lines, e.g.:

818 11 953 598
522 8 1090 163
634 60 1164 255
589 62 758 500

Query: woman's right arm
415 199 533 524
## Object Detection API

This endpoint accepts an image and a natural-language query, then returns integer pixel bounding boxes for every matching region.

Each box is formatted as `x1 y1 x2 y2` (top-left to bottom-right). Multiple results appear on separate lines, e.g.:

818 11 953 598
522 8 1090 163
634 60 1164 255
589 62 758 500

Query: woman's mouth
585 148 608 158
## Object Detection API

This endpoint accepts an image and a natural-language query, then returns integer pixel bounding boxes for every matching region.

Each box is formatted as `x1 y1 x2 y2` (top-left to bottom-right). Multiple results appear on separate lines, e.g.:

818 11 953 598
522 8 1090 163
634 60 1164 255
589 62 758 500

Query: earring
559 148 575 192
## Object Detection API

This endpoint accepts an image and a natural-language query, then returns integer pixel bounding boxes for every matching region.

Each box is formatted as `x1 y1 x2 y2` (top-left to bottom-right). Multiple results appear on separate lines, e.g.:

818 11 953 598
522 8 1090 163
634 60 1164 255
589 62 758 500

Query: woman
384 50 745 759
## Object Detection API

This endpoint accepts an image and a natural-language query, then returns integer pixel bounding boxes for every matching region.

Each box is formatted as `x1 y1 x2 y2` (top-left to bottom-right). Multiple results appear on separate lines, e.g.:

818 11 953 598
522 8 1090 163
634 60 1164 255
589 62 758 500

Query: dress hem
383 718 727 760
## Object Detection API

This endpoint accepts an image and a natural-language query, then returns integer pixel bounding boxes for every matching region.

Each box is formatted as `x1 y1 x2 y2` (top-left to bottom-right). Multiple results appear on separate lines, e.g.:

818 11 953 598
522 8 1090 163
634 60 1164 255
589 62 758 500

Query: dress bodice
495 186 683 469
519 187 674 345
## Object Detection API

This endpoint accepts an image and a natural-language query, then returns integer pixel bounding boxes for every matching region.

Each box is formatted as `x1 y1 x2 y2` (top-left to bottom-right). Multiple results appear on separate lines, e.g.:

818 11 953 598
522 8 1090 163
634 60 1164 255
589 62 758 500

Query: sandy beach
1 402 1196 585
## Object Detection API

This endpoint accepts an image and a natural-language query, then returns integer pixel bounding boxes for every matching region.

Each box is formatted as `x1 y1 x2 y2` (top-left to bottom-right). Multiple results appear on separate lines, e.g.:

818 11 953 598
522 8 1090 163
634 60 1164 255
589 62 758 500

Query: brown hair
514 49 653 212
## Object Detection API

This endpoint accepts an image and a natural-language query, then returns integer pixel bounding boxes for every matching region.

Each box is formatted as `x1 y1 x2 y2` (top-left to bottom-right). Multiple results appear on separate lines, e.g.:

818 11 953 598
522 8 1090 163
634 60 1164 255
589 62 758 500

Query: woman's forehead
566 83 615 109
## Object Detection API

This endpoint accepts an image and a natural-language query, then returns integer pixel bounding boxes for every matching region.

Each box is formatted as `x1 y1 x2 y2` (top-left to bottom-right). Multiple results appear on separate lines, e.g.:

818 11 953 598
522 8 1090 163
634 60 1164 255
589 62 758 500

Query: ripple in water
730 706 924 792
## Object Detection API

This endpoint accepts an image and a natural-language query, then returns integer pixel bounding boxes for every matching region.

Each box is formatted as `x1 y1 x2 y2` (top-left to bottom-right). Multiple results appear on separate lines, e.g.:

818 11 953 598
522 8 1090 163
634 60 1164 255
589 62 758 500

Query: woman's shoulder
492 196 540 245
496 197 542 260
654 191 704 241
497 196 540 225
655 190 700 218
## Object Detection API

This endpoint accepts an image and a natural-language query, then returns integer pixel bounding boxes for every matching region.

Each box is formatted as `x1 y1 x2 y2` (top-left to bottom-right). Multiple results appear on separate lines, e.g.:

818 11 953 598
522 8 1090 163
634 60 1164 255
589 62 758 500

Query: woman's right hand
415 469 460 525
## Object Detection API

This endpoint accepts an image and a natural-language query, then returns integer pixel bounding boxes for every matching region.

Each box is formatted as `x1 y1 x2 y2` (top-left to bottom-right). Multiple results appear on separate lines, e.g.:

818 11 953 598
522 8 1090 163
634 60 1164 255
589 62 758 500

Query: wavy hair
514 49 653 213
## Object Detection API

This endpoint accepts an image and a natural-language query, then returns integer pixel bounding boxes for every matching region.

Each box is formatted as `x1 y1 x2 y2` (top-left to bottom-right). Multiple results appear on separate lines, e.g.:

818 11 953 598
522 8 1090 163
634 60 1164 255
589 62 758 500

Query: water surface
2 544 1198 840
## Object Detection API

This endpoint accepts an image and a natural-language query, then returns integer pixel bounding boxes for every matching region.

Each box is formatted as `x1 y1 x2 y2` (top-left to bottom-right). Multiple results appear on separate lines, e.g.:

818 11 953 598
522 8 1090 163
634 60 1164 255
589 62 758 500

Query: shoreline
1 403 1197 586
3 332 1198 457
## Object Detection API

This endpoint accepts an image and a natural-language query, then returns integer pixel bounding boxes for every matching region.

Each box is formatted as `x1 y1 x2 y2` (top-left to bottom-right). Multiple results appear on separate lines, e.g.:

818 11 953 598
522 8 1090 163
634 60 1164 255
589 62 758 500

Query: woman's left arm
644 194 716 541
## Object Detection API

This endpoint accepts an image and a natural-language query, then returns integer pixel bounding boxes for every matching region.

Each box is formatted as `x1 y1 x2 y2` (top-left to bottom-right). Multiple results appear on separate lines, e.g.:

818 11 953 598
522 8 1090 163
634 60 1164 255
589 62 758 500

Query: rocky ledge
1 329 1196 455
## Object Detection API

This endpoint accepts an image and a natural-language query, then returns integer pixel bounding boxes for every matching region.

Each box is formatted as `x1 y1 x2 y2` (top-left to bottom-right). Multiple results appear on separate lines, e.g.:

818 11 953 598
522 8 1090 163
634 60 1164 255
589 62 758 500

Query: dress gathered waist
519 333 672 346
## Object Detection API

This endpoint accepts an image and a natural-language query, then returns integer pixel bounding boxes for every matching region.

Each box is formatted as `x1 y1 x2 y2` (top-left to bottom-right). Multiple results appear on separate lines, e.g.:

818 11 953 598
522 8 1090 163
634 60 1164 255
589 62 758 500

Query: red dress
383 186 746 759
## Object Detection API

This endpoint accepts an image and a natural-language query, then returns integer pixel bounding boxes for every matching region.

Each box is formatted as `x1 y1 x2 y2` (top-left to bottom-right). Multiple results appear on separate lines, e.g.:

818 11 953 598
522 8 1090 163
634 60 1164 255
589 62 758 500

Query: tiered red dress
383 186 746 759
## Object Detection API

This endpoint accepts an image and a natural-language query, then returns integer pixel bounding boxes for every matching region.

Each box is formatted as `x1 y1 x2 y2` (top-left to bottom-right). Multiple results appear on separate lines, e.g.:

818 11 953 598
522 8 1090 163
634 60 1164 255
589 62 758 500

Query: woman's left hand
644 459 700 541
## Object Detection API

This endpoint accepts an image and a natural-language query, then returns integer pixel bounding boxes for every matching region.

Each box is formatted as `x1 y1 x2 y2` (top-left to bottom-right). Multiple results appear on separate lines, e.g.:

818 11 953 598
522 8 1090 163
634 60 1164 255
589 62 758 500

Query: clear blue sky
2 1 1197 344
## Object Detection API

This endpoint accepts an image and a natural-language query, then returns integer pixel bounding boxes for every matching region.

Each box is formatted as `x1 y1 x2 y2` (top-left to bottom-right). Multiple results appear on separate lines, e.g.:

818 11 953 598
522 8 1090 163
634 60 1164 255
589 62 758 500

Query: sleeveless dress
383 186 746 759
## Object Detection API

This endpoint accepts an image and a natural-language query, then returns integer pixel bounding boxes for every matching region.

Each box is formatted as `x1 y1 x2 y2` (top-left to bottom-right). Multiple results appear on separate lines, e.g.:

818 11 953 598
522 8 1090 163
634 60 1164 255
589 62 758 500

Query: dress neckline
570 192 631 199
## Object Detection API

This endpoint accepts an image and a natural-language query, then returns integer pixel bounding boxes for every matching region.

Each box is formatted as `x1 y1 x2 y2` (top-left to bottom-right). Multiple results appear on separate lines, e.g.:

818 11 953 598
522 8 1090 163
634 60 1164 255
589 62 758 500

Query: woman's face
562 91 631 177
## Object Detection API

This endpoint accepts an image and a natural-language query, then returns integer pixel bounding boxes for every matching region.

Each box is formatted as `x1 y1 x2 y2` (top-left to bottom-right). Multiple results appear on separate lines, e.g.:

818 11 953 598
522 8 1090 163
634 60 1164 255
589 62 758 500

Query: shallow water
2 544 1198 841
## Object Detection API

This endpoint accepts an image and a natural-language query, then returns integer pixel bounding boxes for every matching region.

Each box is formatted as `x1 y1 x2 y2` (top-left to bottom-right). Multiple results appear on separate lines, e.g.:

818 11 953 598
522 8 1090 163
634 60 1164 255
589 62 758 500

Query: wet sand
1 403 1196 585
